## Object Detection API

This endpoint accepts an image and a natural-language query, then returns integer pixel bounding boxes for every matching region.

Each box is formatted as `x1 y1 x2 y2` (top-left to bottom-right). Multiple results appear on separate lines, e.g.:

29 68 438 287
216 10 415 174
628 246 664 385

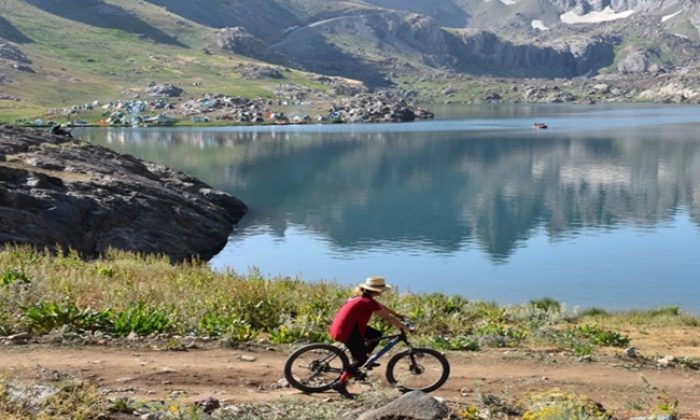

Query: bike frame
362 331 410 368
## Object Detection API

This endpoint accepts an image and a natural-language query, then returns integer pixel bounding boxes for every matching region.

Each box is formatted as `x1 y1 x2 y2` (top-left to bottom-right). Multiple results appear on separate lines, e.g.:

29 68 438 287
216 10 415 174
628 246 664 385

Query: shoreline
8 101 700 131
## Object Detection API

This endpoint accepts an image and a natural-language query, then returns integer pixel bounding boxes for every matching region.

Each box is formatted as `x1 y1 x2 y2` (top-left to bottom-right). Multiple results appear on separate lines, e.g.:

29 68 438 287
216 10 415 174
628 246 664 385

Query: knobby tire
283 343 349 393
385 347 450 393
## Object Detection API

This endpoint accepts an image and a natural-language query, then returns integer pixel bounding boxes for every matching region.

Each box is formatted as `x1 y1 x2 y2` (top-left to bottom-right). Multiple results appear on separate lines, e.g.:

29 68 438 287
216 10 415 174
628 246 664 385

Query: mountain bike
283 321 450 393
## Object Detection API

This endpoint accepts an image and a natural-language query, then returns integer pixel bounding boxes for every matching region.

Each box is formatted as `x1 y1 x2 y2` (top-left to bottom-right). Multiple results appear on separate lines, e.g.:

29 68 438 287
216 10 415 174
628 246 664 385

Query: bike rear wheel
386 348 450 393
284 343 350 393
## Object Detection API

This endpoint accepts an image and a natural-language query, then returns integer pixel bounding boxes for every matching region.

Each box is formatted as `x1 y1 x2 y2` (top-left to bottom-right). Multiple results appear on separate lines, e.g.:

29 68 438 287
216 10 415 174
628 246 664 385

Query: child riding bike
328 276 414 398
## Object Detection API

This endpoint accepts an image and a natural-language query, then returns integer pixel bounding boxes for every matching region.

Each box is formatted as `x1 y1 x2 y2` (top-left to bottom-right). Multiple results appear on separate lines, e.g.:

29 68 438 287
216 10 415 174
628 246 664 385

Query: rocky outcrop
637 81 700 103
215 27 286 64
0 42 30 63
326 92 434 123
617 49 654 74
233 63 286 80
145 83 183 97
0 125 247 261
0 42 35 73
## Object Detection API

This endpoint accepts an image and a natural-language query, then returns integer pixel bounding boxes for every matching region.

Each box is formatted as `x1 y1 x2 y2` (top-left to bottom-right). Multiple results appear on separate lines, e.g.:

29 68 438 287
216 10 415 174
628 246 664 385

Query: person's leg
332 327 367 398
344 327 369 375
364 326 382 354
362 326 383 368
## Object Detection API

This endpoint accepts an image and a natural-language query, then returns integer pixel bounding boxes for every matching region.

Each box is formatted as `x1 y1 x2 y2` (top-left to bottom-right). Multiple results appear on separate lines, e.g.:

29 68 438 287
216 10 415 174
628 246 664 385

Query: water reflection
82 113 700 263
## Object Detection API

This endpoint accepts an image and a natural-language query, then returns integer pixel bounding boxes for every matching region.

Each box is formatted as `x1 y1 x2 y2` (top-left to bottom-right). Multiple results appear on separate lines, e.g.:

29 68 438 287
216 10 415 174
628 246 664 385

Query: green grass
2 246 698 354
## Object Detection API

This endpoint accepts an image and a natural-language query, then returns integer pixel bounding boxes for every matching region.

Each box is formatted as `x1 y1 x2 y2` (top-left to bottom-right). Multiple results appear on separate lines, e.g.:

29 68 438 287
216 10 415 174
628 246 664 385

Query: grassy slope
0 0 326 123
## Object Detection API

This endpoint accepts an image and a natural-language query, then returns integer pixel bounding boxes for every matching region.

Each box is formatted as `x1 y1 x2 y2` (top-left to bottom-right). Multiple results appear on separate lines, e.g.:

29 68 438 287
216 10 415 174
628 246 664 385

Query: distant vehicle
532 122 548 129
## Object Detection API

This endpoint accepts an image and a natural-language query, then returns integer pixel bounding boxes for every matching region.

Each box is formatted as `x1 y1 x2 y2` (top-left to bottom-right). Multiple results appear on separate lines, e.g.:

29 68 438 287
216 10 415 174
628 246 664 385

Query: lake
77 104 700 311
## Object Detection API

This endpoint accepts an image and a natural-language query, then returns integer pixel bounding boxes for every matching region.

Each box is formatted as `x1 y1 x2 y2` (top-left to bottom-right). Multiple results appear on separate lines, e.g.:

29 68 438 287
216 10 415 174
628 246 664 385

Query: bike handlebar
400 316 416 332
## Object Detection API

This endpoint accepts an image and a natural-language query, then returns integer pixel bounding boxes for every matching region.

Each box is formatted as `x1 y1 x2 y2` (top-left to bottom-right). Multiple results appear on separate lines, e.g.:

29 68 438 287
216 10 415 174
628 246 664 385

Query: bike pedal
366 361 380 369
352 371 369 381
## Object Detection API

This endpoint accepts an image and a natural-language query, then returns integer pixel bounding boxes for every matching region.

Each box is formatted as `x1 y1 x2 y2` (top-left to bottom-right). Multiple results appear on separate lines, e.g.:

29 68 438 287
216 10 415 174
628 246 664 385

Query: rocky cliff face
0 125 247 261
446 30 615 77
255 0 698 83
214 27 287 65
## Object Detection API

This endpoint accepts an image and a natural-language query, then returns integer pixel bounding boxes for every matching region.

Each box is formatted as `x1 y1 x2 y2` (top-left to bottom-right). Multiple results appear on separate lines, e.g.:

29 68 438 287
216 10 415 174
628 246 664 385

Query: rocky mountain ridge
1 0 700 116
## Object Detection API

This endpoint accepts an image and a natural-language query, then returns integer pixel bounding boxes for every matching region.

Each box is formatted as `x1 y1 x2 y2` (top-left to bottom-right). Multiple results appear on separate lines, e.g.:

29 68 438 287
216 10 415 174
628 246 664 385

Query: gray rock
145 83 183 97
0 125 247 261
233 63 285 80
624 347 637 358
657 355 675 367
358 391 449 420
10 63 34 73
593 83 610 94
195 397 221 414
4 381 58 408
618 50 652 74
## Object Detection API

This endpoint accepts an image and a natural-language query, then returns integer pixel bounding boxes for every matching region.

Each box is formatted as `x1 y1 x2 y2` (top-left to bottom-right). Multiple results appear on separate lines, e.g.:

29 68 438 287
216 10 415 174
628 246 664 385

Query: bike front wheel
386 348 450 393
283 343 350 393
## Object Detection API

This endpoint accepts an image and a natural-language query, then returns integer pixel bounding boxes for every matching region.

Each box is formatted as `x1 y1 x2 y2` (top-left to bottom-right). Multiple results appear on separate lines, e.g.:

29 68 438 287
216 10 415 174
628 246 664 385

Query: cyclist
328 276 413 398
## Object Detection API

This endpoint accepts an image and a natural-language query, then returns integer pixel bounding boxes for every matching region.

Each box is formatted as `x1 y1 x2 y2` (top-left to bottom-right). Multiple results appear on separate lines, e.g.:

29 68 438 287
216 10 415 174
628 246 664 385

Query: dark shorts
343 325 381 372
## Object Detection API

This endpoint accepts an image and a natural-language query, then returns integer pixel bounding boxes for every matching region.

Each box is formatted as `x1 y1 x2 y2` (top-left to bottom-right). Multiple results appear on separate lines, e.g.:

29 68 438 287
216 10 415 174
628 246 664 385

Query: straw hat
358 276 391 293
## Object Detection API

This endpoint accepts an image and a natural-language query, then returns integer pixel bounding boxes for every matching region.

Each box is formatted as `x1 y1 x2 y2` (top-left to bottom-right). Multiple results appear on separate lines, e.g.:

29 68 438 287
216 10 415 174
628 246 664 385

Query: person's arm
375 304 413 332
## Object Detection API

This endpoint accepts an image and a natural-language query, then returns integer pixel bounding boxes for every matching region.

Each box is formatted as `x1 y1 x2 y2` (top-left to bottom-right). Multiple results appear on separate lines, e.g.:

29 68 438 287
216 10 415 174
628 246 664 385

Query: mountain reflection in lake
79 105 700 311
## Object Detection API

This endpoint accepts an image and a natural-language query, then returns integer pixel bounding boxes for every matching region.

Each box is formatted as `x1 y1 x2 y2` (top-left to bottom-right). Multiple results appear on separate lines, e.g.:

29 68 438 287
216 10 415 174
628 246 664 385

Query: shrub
475 319 528 347
649 305 680 317
430 334 480 351
222 318 258 345
197 311 240 337
0 268 30 286
23 302 111 334
529 297 562 313
579 307 609 317
110 304 175 336
567 325 630 347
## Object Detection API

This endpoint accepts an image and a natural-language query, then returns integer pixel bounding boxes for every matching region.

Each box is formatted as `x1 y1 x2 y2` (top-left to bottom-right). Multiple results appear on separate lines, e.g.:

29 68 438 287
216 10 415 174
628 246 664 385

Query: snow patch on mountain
484 0 521 5
662 10 682 23
561 7 634 24
531 20 549 30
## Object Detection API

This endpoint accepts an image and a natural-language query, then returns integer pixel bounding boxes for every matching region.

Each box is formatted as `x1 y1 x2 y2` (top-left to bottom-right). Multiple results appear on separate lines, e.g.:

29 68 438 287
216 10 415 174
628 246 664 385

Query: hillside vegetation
0 0 327 121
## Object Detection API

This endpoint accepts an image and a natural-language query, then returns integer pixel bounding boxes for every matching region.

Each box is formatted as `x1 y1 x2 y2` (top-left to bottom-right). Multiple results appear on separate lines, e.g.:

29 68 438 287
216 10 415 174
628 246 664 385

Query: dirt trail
2 344 700 418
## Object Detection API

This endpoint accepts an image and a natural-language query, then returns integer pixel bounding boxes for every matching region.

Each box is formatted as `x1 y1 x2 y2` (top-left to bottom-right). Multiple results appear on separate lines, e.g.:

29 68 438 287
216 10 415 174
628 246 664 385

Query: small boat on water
532 122 548 129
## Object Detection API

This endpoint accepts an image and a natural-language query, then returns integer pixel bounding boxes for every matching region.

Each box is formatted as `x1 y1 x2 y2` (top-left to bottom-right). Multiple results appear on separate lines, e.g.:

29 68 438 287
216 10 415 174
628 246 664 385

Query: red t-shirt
328 296 381 343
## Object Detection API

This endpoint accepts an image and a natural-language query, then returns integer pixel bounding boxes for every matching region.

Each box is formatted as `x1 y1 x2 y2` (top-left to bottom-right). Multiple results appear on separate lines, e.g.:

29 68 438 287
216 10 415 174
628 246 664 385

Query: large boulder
617 49 652 74
357 391 450 420
0 125 247 261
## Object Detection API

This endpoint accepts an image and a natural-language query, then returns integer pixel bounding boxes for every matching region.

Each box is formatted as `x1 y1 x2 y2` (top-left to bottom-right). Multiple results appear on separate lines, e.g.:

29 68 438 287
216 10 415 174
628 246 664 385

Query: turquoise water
79 104 700 311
